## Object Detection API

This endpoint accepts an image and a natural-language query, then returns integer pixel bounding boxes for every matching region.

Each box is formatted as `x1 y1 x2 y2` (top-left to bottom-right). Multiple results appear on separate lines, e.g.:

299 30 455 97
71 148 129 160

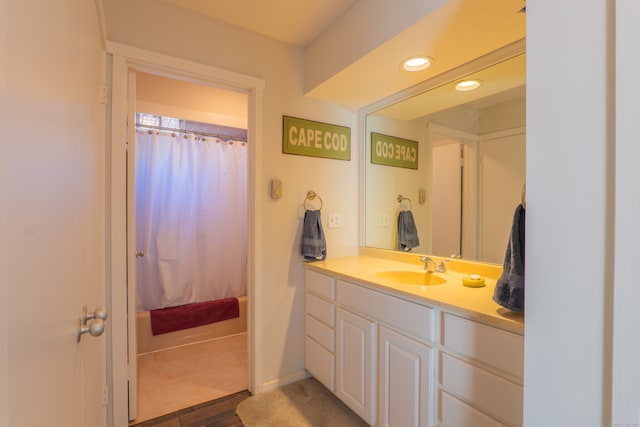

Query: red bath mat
149 297 240 335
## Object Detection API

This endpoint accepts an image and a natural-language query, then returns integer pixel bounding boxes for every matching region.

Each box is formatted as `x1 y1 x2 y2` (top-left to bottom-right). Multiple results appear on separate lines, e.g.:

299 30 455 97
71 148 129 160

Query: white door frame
106 42 264 426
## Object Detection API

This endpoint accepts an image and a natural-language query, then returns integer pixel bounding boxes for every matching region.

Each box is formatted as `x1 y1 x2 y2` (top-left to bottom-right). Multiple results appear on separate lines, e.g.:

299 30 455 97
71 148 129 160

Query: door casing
107 42 265 426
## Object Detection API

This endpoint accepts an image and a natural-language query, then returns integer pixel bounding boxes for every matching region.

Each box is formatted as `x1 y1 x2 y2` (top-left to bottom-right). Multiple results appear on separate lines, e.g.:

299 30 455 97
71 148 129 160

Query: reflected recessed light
455 80 482 91
402 56 433 72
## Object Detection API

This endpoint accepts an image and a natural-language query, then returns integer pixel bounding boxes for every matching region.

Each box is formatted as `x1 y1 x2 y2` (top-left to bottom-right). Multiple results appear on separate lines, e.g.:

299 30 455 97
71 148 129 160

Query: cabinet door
336 307 376 425
379 326 433 427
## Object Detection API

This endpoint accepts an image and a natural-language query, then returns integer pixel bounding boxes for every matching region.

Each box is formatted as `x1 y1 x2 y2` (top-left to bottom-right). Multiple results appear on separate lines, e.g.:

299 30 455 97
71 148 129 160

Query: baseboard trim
258 370 310 393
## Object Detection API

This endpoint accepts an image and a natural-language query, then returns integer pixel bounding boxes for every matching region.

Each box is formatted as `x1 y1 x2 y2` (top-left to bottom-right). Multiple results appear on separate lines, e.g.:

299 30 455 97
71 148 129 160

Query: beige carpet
236 378 369 426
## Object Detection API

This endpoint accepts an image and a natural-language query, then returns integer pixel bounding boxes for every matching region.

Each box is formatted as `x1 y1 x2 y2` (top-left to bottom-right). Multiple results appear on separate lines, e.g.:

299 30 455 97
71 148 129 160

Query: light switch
270 179 282 199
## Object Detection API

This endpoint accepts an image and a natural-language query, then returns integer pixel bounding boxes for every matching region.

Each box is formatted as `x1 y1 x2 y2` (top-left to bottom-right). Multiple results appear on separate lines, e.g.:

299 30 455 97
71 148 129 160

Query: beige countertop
304 248 524 335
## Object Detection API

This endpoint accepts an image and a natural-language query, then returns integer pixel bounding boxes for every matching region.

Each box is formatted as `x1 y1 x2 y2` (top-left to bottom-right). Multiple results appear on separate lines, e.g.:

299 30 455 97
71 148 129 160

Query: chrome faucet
419 256 447 273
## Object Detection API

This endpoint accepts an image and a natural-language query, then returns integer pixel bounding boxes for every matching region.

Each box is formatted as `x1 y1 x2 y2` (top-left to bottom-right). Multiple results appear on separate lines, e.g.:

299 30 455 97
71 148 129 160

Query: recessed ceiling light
455 79 482 91
402 56 432 72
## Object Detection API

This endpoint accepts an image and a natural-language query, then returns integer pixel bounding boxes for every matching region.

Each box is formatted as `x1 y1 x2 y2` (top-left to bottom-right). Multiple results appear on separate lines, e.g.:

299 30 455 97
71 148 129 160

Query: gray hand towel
493 203 526 312
398 210 420 251
301 209 326 261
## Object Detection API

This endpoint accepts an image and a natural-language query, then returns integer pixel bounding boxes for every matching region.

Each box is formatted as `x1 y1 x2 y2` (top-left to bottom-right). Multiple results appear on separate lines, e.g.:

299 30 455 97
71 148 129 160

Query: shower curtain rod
135 123 248 143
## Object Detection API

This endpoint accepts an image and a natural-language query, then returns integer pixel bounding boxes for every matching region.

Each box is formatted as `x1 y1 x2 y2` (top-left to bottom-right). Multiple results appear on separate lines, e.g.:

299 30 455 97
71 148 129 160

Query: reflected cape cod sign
283 115 351 161
371 132 419 169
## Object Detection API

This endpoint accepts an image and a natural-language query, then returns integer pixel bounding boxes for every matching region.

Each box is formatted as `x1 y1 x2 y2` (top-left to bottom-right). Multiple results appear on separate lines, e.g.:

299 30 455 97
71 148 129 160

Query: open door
2 1 107 426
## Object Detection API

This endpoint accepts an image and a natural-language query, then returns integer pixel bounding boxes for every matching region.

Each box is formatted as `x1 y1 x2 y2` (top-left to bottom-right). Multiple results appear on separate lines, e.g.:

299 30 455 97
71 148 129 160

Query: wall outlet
379 214 389 227
328 213 341 228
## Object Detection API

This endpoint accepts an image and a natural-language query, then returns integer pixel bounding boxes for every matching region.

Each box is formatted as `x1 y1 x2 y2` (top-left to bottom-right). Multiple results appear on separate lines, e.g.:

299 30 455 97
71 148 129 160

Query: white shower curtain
135 130 247 311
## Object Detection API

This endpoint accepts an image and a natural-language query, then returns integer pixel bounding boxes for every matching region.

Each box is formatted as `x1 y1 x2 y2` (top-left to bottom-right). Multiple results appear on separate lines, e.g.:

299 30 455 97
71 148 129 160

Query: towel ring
304 190 323 210
397 194 412 210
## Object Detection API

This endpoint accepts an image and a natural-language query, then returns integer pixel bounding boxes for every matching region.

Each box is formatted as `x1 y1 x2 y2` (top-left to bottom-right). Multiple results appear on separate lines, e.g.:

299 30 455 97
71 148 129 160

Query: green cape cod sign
371 132 419 169
283 116 351 161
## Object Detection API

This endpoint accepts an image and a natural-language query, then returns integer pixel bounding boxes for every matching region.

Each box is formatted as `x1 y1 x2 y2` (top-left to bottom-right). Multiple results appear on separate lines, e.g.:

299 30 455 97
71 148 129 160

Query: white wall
102 0 359 391
479 96 526 134
525 1 613 425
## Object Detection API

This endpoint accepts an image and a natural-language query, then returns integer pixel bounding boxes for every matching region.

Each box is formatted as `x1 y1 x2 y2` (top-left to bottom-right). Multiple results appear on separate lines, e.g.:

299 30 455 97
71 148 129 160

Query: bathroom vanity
304 248 524 427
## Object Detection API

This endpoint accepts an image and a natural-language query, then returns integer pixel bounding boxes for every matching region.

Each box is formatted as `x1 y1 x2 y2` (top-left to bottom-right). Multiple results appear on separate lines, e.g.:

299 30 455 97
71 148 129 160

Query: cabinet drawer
306 292 335 327
442 313 523 379
440 353 522 427
440 391 507 427
337 280 434 342
306 269 336 300
305 337 335 391
306 314 334 352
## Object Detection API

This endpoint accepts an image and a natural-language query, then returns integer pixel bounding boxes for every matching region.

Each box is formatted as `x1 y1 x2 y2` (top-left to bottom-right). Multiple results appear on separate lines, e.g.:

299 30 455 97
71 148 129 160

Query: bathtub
136 295 247 354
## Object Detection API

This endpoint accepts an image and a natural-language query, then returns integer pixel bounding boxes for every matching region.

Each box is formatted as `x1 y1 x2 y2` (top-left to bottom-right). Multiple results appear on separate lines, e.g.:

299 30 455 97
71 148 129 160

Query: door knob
77 305 108 343
82 305 108 324
77 318 105 343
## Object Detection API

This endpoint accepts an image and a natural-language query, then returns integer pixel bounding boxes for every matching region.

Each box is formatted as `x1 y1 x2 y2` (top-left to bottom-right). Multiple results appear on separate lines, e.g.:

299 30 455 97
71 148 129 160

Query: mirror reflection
365 53 526 264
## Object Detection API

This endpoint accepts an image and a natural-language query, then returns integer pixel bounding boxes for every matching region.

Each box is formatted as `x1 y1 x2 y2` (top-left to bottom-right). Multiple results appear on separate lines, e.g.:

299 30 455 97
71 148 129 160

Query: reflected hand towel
301 209 326 261
398 210 420 251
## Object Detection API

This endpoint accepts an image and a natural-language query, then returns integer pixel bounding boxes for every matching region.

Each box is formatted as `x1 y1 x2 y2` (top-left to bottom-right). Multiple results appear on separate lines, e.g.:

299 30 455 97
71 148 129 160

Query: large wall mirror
364 49 525 264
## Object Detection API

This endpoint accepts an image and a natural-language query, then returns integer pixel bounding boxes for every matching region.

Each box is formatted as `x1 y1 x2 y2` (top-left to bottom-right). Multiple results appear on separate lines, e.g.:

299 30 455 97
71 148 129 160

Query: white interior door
431 139 462 257
0 0 107 425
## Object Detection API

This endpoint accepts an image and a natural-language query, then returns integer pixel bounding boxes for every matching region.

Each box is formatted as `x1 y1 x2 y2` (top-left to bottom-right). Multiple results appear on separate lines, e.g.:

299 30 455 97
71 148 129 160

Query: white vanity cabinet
306 268 435 427
439 312 524 427
336 279 435 427
304 267 523 427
